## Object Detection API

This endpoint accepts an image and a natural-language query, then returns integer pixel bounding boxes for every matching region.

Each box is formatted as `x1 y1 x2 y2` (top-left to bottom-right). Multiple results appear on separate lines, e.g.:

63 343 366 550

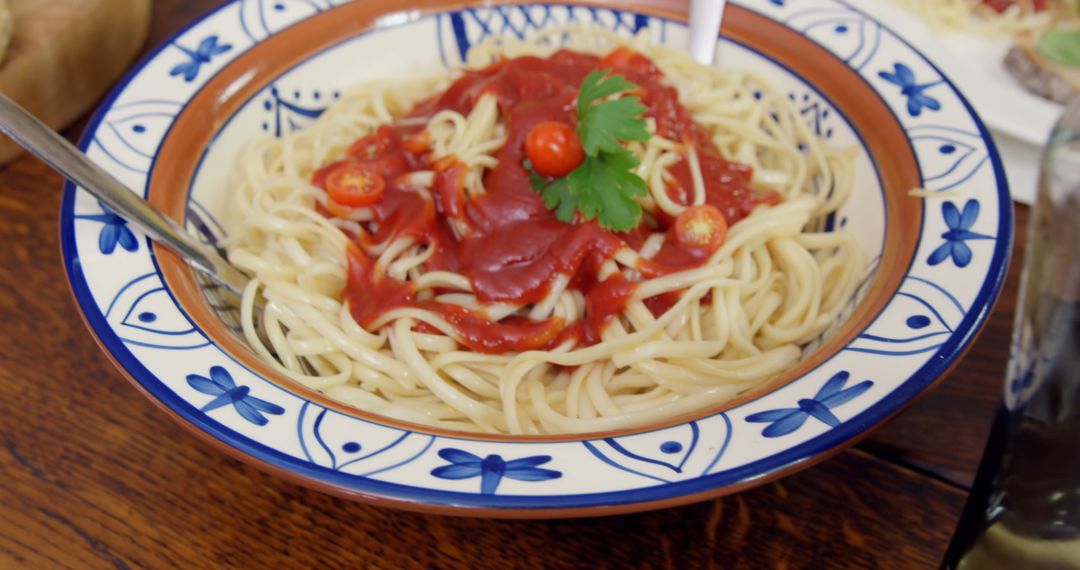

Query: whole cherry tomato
525 120 585 177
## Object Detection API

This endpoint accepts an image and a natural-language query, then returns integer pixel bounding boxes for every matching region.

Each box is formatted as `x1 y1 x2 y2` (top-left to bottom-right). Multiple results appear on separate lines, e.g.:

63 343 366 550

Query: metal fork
0 92 250 297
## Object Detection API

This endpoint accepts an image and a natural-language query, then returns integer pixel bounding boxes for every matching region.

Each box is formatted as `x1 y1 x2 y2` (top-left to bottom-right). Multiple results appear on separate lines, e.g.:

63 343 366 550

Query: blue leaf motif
928 200 994 267
801 400 842 427
890 63 915 86
959 200 979 229
943 201 962 228
75 201 139 255
105 225 132 252
502 455 552 469
235 398 286 426
431 449 484 474
816 370 850 399
207 365 236 389
927 242 954 266
431 463 483 480
817 372 873 407
746 371 874 438
431 448 561 494
170 35 232 82
504 457 562 481
878 63 942 117
186 366 284 426
759 410 811 438
187 372 230 394
745 408 798 423
952 241 974 267
436 448 482 470
197 35 231 57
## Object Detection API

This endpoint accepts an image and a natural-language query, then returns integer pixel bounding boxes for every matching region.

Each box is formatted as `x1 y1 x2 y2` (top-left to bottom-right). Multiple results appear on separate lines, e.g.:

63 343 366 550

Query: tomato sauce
321 49 772 354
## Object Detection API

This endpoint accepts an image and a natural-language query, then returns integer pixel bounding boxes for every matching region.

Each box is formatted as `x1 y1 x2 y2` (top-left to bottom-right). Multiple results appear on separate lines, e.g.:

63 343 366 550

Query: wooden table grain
0 2 1022 567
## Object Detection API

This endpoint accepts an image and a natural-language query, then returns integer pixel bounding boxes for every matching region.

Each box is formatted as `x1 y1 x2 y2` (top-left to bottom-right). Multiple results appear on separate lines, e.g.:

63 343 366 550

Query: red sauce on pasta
321 49 773 353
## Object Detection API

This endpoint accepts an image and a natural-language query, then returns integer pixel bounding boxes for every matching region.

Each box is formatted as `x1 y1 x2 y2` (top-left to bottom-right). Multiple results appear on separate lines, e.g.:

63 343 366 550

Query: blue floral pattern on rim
928 200 994 268
745 372 873 437
171 35 232 82
74 201 139 255
879 62 942 117
431 449 561 494
186 366 285 426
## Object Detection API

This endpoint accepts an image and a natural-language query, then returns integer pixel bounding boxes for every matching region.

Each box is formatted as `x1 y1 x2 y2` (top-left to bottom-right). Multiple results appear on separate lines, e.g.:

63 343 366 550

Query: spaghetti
223 27 865 435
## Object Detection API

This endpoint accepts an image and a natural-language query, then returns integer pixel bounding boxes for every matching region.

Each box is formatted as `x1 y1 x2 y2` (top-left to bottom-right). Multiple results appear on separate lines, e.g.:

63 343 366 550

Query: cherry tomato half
325 162 386 207
673 205 728 253
599 46 639 69
525 121 585 177
598 46 654 73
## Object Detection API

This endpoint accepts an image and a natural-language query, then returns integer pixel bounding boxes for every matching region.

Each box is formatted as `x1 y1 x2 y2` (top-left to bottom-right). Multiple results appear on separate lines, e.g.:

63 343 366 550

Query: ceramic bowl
61 0 1011 517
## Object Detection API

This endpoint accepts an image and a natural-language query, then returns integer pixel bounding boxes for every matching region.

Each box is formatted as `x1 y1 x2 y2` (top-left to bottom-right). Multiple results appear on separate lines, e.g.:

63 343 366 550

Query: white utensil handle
688 0 726 65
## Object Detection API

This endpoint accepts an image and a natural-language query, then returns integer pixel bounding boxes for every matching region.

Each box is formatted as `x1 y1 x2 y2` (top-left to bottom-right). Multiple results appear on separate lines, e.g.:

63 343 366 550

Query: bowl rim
59 0 1013 517
148 2 922 443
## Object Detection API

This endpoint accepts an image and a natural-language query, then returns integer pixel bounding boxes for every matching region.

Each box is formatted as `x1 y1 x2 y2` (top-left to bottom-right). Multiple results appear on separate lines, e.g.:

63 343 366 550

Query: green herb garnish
530 70 650 232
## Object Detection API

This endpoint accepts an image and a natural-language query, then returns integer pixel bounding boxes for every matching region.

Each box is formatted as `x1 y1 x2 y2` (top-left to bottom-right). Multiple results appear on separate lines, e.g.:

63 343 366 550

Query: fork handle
0 91 249 296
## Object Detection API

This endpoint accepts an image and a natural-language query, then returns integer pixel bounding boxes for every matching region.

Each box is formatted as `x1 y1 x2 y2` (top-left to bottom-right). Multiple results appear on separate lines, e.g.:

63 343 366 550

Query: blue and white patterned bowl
60 0 1011 516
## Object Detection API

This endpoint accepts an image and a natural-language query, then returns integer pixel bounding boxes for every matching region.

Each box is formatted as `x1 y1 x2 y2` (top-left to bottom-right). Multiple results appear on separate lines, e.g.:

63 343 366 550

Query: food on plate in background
893 0 1079 104
892 0 1075 35
223 26 867 435
1005 27 1080 103
0 0 152 165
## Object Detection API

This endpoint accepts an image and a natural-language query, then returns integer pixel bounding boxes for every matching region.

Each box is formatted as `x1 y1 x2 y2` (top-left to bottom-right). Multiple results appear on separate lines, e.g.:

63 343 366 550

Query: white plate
860 0 1063 202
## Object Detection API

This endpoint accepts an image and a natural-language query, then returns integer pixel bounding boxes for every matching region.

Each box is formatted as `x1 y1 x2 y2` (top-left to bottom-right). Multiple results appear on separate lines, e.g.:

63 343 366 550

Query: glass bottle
942 99 1080 569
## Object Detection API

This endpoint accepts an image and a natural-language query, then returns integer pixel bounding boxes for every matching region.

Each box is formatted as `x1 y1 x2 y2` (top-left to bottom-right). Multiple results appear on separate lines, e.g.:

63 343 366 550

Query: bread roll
0 0 152 165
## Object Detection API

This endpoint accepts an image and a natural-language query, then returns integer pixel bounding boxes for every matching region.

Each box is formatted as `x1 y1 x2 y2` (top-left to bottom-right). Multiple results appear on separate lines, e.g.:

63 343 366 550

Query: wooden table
0 2 1022 567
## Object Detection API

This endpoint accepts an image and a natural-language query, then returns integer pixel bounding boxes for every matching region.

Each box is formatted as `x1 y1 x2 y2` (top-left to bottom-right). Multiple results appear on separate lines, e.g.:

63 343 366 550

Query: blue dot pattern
906 315 931 329
660 441 683 454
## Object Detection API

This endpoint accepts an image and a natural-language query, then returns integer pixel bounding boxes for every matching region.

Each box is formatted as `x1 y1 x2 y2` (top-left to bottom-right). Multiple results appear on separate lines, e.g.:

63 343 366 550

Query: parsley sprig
529 70 650 232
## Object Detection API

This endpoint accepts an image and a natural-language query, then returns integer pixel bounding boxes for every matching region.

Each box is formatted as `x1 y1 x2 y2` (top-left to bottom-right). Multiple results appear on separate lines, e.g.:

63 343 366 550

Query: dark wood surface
0 2 1024 567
